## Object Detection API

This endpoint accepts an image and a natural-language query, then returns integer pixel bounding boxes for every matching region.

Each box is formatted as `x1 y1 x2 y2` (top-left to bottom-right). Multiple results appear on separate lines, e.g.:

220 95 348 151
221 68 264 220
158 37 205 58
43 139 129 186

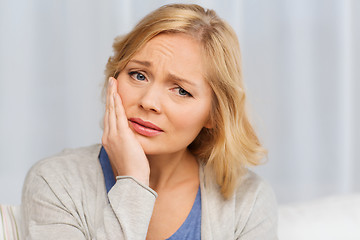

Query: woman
21 4 277 239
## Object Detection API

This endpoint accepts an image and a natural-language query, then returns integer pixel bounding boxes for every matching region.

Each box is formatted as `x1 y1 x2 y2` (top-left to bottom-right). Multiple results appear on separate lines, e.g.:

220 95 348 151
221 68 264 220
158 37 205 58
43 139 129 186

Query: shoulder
199 167 278 239
22 143 104 207
200 166 276 205
21 144 104 238
234 169 276 204
26 144 102 178
22 144 103 197
233 170 278 238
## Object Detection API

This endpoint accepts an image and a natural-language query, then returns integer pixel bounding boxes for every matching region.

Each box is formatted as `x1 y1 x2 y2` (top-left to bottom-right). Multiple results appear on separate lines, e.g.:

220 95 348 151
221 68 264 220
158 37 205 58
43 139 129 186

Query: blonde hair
103 4 266 199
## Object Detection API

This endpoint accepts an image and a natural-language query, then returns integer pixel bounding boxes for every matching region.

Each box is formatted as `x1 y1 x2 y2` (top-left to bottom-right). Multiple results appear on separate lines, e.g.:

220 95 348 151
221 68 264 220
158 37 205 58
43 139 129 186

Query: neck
147 149 199 192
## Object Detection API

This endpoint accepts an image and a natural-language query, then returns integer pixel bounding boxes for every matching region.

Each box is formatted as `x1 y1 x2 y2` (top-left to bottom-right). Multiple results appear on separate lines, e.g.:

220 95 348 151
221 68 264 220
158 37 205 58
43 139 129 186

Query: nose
139 85 162 113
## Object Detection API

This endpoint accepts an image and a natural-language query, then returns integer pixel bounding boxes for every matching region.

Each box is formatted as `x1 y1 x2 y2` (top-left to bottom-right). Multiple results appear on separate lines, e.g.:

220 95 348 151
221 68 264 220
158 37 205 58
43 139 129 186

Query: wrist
115 171 149 187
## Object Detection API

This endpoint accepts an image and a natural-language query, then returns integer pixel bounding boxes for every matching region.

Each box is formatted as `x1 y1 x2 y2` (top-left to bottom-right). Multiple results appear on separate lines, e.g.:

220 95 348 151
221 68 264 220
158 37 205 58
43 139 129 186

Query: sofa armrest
0 205 21 240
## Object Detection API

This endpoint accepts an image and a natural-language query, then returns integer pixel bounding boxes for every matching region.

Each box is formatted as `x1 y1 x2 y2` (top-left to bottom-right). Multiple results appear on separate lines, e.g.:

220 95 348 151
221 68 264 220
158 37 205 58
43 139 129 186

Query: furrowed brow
128 59 152 67
168 73 198 88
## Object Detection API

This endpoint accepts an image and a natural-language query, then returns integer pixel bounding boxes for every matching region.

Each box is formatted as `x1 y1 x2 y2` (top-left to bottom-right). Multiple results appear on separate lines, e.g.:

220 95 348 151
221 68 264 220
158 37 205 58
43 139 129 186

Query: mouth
129 118 163 137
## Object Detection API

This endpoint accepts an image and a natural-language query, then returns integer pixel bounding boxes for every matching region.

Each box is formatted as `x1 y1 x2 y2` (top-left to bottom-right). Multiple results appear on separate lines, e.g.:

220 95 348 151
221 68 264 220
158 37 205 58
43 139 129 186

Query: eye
175 87 193 97
129 71 146 81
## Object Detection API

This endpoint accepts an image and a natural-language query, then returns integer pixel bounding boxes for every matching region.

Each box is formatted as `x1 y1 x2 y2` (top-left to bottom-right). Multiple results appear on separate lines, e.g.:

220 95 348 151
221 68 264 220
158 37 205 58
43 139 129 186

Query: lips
129 118 163 137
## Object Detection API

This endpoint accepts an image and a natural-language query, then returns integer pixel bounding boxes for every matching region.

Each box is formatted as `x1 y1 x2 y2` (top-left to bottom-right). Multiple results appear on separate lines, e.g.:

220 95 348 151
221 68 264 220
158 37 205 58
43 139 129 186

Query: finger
106 77 112 110
108 78 117 133
114 91 129 130
111 78 128 129
103 78 112 137
103 107 109 137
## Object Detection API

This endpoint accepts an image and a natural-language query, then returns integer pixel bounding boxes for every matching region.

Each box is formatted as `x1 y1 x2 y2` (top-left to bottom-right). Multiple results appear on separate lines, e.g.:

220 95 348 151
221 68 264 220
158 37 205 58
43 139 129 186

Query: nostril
139 103 161 113
139 87 162 113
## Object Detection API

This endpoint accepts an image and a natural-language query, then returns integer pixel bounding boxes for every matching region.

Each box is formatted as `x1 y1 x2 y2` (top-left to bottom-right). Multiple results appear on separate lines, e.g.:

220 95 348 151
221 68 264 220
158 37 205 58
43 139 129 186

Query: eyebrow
168 73 198 88
128 59 151 67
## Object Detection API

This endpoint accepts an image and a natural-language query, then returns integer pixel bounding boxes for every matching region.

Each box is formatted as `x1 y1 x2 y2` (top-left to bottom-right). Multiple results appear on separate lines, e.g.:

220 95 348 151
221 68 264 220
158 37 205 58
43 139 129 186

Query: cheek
171 104 211 131
116 80 135 115
117 84 126 101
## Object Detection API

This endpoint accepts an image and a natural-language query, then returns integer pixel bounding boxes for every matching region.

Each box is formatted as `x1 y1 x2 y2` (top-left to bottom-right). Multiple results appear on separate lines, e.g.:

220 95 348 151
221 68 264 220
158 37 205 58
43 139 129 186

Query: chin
136 138 161 155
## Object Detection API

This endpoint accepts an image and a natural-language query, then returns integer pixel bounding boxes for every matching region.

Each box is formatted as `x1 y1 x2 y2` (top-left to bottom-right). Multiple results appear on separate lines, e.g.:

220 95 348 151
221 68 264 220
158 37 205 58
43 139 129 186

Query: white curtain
0 0 359 204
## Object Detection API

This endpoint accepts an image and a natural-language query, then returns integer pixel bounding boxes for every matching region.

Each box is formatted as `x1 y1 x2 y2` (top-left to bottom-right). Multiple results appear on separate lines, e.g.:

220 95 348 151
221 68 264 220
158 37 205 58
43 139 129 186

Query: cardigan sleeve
104 176 157 239
21 165 157 240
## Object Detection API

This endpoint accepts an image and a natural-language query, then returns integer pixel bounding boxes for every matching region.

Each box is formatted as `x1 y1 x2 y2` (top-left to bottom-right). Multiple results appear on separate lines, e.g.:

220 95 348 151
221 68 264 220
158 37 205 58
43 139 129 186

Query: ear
204 117 213 129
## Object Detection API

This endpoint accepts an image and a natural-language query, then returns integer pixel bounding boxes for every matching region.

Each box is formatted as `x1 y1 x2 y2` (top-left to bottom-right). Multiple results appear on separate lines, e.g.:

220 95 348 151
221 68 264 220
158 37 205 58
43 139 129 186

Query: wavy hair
103 4 266 199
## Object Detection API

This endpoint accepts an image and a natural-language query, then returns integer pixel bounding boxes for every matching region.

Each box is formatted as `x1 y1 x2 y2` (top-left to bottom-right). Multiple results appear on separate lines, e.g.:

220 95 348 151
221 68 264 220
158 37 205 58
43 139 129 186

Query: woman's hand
102 77 150 186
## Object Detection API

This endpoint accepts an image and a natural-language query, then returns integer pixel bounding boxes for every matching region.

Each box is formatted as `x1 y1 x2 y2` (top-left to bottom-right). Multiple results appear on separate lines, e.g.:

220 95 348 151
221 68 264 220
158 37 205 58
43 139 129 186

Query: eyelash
174 86 192 97
129 71 146 81
128 71 193 97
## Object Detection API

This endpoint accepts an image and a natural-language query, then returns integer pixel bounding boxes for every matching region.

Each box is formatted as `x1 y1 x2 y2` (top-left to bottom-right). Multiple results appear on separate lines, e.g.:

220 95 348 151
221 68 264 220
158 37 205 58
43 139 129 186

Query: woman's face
116 33 213 156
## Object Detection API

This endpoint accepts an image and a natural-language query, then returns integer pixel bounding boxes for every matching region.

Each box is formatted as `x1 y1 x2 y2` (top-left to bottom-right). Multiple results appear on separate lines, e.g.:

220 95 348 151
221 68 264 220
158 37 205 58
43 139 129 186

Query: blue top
98 146 201 240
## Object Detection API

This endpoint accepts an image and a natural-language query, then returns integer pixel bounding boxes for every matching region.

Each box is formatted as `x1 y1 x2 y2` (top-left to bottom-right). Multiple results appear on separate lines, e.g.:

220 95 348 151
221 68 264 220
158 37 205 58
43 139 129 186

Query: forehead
130 33 206 80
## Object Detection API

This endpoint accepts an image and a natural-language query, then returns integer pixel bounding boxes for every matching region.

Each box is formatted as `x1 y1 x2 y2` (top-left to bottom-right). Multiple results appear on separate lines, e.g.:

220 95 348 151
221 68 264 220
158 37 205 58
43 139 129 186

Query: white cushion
278 194 360 240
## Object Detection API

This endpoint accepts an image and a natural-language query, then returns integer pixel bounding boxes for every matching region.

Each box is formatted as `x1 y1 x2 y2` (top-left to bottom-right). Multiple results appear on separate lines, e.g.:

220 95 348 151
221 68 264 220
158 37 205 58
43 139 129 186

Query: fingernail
109 78 113 86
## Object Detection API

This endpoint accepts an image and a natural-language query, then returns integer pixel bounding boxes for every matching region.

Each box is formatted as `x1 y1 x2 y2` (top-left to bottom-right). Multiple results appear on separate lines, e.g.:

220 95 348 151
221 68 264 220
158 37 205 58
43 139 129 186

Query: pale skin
102 33 213 239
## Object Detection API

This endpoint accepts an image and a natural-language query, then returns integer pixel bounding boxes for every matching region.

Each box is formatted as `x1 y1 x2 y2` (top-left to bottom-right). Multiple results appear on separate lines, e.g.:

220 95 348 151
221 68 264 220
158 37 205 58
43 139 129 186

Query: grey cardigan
21 144 278 239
